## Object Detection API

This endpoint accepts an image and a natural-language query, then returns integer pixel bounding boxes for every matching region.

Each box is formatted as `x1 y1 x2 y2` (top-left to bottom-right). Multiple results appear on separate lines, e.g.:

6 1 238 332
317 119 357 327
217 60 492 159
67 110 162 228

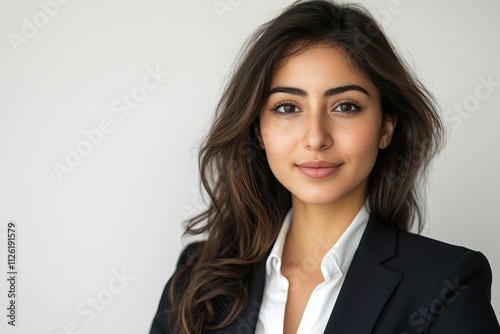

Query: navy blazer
150 216 500 333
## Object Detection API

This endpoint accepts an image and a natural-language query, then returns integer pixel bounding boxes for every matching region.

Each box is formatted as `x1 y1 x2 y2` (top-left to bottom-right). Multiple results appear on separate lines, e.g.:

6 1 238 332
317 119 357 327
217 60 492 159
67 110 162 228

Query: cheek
339 119 381 164
259 117 300 178
260 124 295 160
260 112 295 148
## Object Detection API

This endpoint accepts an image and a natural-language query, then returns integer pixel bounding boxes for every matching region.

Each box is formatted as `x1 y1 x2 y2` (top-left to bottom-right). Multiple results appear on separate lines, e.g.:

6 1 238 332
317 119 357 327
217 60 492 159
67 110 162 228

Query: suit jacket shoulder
149 241 205 334
326 217 500 333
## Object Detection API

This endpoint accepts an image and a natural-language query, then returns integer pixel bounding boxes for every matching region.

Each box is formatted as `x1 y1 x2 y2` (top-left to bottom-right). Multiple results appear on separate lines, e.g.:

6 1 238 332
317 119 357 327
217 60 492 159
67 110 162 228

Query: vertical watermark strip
6 220 18 326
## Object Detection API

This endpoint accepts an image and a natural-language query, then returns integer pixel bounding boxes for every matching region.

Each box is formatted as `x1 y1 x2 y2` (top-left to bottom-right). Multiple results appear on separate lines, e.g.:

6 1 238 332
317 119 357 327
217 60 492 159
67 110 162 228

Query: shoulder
396 228 493 298
363 216 490 275
165 241 207 294
397 228 474 260
364 221 499 332
176 241 206 267
360 217 494 306
393 227 490 276
149 242 206 334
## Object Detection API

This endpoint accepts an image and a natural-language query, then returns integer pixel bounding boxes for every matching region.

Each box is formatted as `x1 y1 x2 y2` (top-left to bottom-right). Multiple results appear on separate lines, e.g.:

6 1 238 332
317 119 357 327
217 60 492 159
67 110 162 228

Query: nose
302 110 333 151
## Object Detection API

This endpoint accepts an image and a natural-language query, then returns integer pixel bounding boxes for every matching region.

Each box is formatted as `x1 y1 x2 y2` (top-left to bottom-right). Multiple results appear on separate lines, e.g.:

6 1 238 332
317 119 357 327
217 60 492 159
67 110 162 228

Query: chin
293 192 346 206
291 181 367 207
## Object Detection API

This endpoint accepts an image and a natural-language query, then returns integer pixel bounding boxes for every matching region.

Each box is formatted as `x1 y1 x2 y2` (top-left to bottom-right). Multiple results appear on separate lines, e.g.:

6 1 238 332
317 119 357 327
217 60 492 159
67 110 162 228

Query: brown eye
282 105 296 113
339 103 354 112
271 102 301 115
333 101 362 114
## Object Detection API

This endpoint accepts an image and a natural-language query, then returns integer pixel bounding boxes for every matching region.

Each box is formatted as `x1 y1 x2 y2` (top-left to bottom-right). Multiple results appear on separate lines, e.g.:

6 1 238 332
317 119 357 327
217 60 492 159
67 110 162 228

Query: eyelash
269 101 299 116
269 100 364 116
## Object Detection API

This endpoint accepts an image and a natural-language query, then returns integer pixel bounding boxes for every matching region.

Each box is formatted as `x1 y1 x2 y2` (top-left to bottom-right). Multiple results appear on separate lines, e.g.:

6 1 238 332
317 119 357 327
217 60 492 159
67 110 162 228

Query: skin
256 44 396 334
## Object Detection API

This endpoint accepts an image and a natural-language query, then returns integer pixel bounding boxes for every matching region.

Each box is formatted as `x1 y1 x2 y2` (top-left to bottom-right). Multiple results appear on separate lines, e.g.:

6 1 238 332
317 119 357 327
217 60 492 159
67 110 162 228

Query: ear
379 115 397 149
254 123 265 149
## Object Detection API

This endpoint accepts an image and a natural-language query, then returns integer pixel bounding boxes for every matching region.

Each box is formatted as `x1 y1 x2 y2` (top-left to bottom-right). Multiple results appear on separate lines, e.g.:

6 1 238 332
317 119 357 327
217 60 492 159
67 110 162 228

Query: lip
296 161 343 179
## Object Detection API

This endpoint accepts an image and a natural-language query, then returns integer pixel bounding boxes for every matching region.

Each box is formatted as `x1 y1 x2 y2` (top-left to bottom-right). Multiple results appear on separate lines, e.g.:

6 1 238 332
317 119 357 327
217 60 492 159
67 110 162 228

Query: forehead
272 44 375 91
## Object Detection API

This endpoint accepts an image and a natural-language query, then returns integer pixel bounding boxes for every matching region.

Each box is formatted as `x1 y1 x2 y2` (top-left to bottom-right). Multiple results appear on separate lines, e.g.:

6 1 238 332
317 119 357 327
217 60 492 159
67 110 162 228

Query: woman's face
258 45 395 208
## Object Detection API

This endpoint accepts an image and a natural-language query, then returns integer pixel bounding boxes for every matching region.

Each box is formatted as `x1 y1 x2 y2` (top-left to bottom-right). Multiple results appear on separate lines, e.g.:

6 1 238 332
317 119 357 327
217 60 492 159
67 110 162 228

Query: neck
282 185 366 268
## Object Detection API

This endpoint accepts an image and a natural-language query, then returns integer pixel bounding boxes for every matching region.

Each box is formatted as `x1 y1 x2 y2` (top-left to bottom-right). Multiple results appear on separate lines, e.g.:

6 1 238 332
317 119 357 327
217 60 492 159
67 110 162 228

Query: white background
1 0 499 333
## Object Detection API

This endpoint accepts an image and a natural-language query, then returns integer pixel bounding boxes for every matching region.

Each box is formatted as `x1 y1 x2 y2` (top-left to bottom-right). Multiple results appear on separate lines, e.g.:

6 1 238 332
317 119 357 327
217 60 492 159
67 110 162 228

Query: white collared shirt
255 203 370 334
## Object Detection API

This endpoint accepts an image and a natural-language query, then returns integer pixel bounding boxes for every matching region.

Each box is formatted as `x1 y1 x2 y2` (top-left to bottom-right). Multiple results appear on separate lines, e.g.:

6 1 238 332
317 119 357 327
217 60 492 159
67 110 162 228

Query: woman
150 1 500 333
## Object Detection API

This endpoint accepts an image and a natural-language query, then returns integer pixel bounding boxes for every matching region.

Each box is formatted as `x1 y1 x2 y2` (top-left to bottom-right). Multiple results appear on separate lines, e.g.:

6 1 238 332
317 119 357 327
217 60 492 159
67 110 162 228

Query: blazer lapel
323 217 402 333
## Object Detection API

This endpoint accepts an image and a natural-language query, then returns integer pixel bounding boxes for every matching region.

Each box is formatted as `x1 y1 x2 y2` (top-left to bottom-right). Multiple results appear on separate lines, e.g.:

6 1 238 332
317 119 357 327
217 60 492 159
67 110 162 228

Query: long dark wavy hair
167 1 444 333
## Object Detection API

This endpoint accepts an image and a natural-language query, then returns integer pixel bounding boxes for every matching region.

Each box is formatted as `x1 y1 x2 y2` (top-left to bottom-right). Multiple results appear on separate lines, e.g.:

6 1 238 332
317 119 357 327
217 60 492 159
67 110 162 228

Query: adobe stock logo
7 0 73 54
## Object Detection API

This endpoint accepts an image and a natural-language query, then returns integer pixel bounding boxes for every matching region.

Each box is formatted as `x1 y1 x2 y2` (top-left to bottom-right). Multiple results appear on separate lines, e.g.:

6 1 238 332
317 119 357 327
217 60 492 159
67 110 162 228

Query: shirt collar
265 201 370 281
266 209 293 277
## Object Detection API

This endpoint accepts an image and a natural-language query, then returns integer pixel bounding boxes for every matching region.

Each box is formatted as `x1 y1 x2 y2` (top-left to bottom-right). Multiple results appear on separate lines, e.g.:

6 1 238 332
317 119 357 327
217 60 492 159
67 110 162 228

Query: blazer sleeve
425 250 500 333
149 242 202 334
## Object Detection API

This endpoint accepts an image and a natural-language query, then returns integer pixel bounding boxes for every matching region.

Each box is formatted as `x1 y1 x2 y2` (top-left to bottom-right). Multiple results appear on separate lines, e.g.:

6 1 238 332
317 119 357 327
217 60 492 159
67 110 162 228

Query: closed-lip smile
296 160 343 179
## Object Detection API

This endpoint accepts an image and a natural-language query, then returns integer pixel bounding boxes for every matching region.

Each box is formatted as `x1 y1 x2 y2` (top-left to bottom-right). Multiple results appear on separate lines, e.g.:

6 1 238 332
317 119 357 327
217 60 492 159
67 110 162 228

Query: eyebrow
268 84 370 98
